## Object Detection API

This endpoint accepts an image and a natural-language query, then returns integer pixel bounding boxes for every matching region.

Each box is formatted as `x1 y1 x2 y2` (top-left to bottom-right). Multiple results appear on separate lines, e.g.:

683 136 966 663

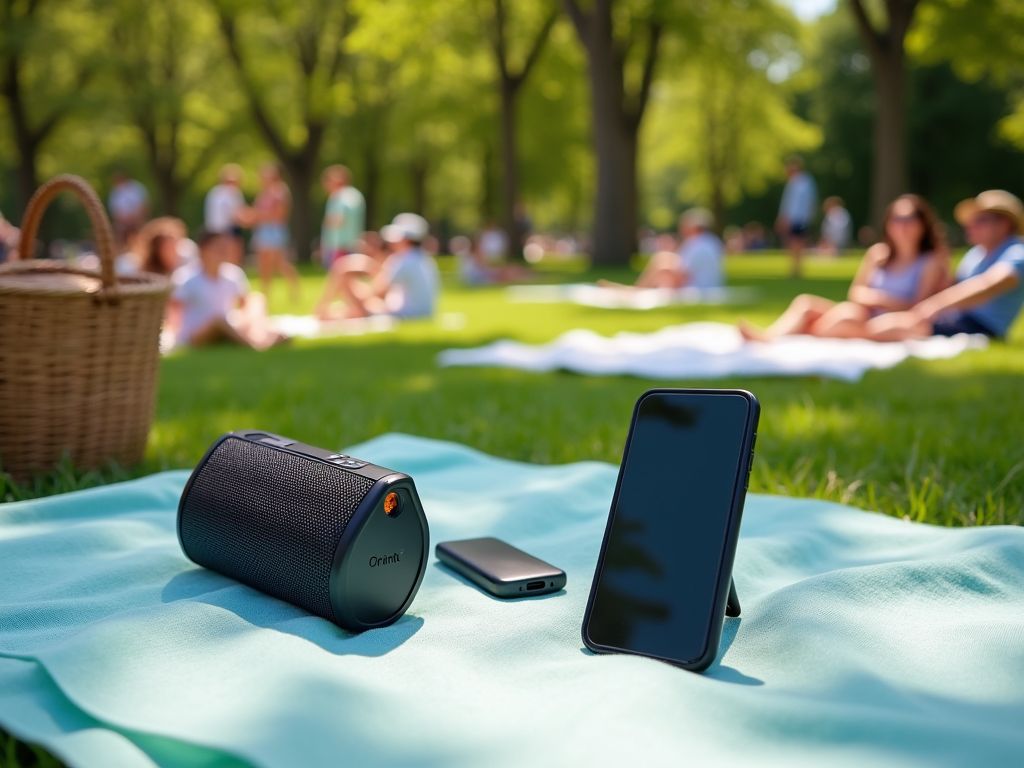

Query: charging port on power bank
526 581 545 591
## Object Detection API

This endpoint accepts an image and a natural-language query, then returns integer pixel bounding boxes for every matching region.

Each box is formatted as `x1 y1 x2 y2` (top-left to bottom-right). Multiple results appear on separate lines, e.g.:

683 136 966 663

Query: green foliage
642 0 822 229
909 0 1024 151
727 2 1024 239
105 0 244 214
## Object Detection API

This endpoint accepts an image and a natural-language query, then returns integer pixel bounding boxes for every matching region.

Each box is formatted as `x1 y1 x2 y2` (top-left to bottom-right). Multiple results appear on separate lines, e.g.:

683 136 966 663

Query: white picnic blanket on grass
438 322 988 382
267 314 397 339
507 284 758 309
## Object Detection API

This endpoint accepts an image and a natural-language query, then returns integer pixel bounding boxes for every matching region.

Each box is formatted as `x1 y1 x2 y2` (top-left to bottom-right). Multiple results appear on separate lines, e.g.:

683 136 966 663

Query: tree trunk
498 77 522 259
850 0 919 229
283 161 315 261
4 58 40 218
481 144 496 222
155 168 180 218
869 45 907 227
411 159 428 217
364 138 380 231
568 0 638 264
14 141 39 221
621 126 639 255
583 32 632 263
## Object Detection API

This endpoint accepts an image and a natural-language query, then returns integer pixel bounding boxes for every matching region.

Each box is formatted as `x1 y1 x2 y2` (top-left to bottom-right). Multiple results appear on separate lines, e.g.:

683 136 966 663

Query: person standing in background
251 162 300 304
204 164 248 266
479 220 508 263
820 196 852 256
108 171 150 250
320 165 365 269
776 155 817 277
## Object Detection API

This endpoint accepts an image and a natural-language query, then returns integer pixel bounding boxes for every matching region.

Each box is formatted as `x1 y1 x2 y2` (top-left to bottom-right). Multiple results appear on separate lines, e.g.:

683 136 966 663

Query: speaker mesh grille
179 437 376 620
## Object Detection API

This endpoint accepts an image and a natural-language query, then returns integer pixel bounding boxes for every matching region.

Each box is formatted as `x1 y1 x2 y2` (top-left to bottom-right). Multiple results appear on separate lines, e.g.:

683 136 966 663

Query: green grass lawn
2 252 1024 766
3 252 1022 526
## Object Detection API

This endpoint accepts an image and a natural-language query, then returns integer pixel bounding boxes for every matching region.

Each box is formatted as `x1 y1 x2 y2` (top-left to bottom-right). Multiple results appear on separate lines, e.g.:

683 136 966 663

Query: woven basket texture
0 175 171 480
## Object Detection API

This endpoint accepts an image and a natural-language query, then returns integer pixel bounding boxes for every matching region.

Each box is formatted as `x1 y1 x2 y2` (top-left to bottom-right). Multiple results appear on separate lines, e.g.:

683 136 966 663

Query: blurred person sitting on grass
168 228 285 350
866 190 1024 341
453 234 537 286
740 195 948 342
140 218 190 276
599 207 723 291
316 213 440 320
314 230 389 317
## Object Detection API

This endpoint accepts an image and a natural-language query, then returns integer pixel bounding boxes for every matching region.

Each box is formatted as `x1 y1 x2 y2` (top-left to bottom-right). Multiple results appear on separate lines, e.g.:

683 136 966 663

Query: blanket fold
438 322 989 381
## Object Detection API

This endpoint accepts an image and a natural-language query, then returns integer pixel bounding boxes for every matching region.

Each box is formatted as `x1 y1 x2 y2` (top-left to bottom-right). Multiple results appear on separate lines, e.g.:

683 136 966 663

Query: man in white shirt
604 208 723 290
776 155 817 277
108 171 150 248
169 229 282 350
318 213 440 319
204 164 249 265
676 208 724 289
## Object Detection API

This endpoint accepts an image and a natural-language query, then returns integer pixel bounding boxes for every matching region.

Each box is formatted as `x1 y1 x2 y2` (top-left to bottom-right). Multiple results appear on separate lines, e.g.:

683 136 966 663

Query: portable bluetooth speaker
177 430 429 632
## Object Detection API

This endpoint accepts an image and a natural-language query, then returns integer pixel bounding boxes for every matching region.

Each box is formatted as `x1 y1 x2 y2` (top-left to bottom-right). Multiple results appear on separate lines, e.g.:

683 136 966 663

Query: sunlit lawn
3 250 1024 766
4 252 1022 527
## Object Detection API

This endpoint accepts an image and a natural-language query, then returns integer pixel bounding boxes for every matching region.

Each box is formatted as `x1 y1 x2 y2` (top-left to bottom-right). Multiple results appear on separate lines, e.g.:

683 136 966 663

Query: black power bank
436 537 566 598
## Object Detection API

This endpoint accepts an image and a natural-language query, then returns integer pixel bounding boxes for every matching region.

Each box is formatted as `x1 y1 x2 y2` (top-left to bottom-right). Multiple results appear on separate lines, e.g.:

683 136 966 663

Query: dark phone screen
586 392 751 663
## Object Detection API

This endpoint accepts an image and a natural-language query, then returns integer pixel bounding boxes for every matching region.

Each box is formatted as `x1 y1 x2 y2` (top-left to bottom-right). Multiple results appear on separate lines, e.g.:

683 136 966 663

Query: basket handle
15 174 118 293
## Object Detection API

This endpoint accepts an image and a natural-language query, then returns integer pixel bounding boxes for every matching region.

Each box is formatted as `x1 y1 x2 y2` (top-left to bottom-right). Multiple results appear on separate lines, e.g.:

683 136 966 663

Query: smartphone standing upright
582 388 759 672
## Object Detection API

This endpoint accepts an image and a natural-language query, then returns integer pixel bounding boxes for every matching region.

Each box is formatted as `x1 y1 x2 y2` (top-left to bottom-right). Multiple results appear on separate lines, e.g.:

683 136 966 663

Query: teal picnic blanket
1 434 1023 768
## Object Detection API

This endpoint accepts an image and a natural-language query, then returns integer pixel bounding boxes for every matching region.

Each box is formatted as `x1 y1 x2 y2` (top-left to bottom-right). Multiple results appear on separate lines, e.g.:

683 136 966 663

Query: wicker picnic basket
0 175 172 480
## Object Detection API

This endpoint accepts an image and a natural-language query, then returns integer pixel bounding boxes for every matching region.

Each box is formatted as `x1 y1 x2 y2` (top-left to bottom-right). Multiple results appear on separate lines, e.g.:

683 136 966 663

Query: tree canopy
1 0 1022 258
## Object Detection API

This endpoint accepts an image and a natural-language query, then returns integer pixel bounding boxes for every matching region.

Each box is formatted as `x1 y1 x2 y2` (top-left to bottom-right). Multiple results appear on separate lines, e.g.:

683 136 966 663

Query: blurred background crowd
1 0 1022 271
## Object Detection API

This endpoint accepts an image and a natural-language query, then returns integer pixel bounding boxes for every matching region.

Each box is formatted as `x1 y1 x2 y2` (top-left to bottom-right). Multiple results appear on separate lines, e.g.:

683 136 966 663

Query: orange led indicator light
384 492 399 516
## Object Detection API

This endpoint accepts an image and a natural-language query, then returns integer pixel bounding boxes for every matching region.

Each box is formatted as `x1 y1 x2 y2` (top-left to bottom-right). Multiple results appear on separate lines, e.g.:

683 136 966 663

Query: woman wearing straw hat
867 189 1024 341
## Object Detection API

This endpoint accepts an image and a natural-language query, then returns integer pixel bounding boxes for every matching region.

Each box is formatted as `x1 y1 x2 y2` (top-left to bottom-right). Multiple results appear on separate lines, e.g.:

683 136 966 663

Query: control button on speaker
331 458 367 469
260 437 296 448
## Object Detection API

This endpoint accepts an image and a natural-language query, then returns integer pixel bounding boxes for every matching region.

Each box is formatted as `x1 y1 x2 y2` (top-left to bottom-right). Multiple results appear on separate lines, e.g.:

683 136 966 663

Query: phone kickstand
725 578 741 618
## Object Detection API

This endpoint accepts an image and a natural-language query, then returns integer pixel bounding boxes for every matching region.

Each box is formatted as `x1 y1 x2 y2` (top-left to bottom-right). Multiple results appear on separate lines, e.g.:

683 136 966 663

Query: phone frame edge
580 387 760 672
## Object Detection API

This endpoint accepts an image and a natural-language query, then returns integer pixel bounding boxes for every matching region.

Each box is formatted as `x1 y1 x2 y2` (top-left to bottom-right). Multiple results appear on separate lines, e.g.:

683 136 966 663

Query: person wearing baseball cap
316 212 440 320
867 189 1024 340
